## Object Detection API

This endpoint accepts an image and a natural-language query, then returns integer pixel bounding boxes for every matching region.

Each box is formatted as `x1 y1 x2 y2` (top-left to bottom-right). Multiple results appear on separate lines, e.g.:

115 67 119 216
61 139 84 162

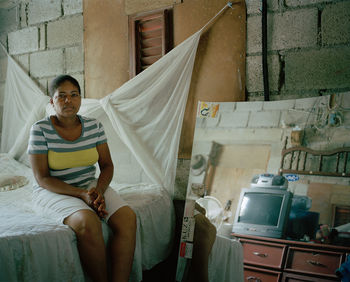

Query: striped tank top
27 115 107 187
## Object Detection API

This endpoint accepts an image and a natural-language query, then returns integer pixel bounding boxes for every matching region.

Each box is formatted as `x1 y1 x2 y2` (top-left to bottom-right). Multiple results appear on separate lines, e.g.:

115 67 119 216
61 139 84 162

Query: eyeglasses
55 93 81 101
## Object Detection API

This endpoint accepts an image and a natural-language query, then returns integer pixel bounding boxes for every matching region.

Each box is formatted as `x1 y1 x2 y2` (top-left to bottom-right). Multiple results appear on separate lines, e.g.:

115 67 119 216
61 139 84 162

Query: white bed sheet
0 154 175 282
208 234 244 282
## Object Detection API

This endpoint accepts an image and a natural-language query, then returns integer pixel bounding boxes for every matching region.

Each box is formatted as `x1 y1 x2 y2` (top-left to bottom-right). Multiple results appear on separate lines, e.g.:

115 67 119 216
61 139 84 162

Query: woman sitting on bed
27 75 136 282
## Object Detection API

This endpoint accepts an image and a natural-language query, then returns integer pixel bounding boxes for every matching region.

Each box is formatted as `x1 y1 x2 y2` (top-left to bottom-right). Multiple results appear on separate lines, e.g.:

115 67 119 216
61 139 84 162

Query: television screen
238 193 283 226
232 188 293 238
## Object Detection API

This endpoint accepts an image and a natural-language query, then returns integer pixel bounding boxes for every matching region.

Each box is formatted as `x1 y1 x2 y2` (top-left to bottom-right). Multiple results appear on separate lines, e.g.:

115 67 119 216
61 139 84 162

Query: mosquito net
0 29 201 197
0 1 235 197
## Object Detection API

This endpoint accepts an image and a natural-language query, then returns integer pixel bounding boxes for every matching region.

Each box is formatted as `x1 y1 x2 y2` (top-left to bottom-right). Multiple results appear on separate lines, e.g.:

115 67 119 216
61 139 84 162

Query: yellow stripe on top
48 147 99 170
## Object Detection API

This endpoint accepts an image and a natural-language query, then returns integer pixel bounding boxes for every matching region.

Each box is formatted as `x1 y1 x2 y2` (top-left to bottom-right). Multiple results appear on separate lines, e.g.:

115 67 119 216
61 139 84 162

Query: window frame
128 7 173 78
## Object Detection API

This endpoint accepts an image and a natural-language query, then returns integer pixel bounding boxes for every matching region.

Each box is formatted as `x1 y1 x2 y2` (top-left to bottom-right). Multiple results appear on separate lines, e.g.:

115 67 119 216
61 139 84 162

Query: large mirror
191 93 350 235
176 92 350 280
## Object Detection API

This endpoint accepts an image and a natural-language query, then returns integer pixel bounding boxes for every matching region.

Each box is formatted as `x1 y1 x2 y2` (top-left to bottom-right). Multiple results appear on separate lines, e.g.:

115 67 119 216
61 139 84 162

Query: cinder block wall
245 0 350 101
0 0 83 146
0 0 84 97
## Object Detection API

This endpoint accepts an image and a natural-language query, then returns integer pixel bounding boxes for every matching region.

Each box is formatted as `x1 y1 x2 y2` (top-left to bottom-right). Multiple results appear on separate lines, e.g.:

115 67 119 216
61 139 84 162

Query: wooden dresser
232 233 350 282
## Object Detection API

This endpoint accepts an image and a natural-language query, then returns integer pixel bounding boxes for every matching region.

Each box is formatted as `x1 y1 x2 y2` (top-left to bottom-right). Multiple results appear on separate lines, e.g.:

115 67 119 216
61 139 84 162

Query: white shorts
32 179 128 224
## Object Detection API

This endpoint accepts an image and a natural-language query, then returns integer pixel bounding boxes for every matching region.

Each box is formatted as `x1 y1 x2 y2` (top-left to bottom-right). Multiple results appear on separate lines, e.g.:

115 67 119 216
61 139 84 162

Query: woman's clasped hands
81 188 108 218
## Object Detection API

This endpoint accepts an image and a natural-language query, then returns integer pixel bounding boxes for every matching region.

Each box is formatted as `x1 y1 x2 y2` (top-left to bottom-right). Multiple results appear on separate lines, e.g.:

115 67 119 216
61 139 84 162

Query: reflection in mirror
176 93 350 281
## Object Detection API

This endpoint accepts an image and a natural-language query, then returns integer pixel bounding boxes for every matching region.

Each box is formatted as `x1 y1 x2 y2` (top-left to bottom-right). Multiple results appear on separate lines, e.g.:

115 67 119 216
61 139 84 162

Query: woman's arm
95 142 114 194
87 142 114 218
29 153 95 205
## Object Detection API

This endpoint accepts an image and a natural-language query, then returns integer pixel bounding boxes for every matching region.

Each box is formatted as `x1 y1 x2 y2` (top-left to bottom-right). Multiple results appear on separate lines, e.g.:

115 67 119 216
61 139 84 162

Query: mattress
0 154 175 282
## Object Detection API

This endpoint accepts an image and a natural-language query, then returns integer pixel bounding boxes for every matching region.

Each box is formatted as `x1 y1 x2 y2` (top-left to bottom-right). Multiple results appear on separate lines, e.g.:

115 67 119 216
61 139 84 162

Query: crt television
232 187 293 238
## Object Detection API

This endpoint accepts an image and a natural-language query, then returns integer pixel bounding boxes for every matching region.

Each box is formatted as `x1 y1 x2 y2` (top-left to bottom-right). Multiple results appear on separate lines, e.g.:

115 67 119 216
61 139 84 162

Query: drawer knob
252 251 268 258
307 259 326 267
246 276 262 282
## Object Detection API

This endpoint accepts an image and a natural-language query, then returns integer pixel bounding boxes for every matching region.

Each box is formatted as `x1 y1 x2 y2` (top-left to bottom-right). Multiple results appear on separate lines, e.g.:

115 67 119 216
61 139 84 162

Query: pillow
0 174 29 192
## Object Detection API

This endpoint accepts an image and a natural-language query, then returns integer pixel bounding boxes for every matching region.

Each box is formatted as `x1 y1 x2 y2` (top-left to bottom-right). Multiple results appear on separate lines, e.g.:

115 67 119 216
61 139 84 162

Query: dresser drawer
244 266 281 282
282 272 338 282
240 239 287 269
284 246 344 278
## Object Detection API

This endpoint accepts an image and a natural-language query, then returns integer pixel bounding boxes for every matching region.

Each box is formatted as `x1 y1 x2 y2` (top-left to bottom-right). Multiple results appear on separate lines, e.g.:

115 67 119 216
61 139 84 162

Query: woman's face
50 80 81 119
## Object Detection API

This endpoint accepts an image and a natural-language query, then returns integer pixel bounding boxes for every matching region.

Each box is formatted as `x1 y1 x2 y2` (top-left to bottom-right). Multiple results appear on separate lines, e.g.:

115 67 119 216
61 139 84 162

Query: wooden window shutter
129 8 173 78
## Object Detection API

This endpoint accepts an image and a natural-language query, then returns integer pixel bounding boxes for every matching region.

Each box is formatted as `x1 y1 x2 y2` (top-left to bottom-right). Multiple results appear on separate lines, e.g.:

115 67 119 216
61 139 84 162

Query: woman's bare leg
64 209 108 282
108 206 137 282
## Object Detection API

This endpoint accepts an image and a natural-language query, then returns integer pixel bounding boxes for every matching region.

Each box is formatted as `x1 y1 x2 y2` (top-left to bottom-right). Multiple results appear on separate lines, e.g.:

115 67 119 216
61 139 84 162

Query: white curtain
1 30 202 197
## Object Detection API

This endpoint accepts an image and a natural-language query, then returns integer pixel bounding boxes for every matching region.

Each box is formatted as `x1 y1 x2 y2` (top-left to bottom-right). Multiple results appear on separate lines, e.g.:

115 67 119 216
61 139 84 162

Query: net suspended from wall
0 3 235 197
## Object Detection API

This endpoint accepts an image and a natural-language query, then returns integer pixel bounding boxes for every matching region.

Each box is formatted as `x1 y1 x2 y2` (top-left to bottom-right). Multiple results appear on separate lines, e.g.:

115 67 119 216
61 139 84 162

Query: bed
0 153 175 282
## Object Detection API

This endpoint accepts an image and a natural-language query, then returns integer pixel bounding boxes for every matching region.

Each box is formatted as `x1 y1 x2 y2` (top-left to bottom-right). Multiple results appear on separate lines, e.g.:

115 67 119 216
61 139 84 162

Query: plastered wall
173 0 246 158
83 0 246 158
83 0 129 99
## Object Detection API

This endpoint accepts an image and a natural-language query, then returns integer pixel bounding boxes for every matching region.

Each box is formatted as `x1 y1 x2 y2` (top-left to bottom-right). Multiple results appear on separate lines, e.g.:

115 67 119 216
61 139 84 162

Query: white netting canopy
0 30 202 197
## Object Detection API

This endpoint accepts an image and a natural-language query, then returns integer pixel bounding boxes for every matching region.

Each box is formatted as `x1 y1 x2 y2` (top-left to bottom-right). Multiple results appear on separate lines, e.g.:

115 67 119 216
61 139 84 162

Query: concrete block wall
0 0 83 145
245 0 350 101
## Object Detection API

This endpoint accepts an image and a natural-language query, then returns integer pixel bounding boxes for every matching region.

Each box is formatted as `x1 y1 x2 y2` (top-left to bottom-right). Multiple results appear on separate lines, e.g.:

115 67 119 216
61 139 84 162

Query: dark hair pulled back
49 75 81 97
